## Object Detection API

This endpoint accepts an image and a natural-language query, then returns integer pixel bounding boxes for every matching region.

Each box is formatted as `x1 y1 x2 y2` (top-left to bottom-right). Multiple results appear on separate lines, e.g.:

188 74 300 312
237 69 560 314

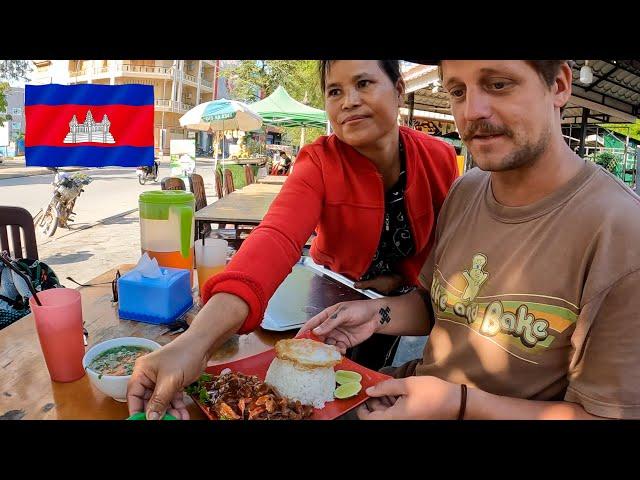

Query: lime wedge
334 382 362 399
335 370 362 385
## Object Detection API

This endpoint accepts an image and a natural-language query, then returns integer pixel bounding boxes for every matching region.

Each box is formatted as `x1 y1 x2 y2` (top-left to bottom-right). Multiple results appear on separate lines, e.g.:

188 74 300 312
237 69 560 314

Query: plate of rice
192 333 391 420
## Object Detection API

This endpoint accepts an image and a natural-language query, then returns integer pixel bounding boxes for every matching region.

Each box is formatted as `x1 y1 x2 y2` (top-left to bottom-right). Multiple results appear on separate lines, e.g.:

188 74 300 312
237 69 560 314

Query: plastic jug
139 191 195 285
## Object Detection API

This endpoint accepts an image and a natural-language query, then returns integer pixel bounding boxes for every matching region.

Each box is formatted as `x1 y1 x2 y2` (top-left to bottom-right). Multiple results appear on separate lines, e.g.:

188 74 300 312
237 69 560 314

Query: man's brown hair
525 60 569 88
438 60 570 111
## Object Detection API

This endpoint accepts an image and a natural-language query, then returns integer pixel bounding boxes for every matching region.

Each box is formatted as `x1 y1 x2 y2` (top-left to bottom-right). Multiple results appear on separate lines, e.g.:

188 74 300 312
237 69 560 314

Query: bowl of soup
82 337 161 402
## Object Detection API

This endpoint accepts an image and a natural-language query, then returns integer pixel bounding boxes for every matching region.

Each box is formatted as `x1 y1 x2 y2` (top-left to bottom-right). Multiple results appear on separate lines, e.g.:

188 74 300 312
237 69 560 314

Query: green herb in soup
88 345 152 377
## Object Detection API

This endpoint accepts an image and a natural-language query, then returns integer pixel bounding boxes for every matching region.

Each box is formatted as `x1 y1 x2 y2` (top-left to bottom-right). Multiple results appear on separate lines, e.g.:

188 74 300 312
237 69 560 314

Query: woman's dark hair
318 60 402 94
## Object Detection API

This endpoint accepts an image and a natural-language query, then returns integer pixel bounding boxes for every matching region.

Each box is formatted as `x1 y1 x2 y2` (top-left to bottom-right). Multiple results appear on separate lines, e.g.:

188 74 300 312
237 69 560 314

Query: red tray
192 334 391 420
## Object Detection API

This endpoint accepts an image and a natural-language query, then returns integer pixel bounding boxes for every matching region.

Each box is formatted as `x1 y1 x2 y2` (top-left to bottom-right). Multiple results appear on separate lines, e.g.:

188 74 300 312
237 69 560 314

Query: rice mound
265 357 336 409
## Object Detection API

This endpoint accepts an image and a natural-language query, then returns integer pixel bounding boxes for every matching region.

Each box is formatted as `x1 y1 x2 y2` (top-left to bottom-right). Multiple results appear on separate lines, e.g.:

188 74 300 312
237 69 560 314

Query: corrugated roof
403 61 640 124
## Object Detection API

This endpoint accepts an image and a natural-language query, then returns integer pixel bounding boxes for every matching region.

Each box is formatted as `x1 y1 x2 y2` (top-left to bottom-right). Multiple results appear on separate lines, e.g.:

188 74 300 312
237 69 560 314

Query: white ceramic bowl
82 337 161 402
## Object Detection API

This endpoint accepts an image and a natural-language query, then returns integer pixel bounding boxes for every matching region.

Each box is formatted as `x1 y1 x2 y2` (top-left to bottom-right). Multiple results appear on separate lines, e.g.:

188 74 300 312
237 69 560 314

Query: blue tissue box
118 267 193 325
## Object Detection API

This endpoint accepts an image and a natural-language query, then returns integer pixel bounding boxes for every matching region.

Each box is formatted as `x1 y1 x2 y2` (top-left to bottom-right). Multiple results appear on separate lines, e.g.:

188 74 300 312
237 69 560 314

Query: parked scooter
195 145 214 157
33 168 93 237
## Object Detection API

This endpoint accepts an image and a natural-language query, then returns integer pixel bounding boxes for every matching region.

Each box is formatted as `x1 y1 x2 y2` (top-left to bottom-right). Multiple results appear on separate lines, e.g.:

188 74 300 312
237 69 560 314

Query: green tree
0 60 30 81
221 60 326 147
599 121 640 142
0 60 30 127
0 82 9 127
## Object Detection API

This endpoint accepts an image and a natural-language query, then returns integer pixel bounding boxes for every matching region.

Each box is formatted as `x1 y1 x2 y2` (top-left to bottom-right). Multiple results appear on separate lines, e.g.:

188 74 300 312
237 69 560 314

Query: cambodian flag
25 84 154 167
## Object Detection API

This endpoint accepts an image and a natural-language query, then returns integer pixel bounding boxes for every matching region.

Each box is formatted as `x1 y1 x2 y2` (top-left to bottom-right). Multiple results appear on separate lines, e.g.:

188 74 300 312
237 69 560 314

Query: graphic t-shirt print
430 253 578 362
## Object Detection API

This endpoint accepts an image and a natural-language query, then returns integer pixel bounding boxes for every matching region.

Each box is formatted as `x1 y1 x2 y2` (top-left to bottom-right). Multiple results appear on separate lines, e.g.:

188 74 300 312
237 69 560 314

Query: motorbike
195 146 213 157
136 158 160 185
33 168 93 237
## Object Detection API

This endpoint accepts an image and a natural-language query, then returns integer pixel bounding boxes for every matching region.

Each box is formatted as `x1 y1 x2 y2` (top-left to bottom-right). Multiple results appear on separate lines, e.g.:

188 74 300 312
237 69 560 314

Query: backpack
0 257 63 330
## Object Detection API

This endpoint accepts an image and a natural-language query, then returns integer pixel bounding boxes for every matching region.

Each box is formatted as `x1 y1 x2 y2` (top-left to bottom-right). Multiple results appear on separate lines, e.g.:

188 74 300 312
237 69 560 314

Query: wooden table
221 157 268 166
235 183 282 195
0 265 293 420
257 175 288 185
195 183 281 230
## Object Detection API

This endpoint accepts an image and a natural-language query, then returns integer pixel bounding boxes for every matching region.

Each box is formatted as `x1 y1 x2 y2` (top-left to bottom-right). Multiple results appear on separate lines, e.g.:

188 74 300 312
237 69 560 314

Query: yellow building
32 60 221 154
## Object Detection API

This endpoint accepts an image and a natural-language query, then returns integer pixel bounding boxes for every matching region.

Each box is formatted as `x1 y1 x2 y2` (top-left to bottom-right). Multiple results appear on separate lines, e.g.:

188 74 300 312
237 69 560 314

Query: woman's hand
127 338 208 420
297 299 383 354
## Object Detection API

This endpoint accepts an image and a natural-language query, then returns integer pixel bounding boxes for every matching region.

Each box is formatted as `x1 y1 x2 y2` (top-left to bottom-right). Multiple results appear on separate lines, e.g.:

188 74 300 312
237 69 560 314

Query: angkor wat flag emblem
25 84 154 167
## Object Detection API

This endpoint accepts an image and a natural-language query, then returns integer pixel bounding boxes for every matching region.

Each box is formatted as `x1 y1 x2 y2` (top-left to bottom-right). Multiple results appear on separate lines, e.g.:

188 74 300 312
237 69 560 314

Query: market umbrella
180 98 263 132
180 98 263 160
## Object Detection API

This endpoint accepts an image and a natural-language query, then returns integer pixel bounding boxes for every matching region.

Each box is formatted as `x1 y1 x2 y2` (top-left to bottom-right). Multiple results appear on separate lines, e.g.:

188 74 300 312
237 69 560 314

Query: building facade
32 60 229 154
6 86 26 146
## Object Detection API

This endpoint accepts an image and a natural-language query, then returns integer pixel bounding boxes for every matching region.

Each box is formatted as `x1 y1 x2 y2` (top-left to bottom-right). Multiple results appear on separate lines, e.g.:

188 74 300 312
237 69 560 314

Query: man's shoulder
447 166 489 198
574 166 640 302
432 167 488 231
582 165 640 233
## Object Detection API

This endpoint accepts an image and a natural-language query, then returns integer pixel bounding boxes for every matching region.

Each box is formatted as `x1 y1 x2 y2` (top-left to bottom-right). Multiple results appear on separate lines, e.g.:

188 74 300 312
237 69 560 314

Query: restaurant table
0 265 294 420
234 183 282 195
257 175 288 185
194 183 282 239
220 156 268 166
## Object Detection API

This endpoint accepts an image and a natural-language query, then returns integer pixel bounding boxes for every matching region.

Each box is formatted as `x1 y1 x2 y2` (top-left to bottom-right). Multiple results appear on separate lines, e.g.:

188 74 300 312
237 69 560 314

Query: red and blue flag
25 84 154 167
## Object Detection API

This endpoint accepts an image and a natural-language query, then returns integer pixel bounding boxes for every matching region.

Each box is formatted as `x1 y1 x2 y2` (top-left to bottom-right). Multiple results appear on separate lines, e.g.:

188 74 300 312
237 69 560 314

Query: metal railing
585 146 638 187
122 64 173 75
155 99 193 113
183 72 197 83
71 64 176 78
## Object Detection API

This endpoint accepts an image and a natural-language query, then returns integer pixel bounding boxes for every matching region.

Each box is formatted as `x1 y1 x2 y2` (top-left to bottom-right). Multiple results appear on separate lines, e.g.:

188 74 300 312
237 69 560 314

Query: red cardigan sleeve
201 148 325 334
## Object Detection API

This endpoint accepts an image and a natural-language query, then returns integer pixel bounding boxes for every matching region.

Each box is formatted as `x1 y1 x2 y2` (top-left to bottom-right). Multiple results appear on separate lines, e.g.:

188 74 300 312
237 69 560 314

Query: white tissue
134 252 163 278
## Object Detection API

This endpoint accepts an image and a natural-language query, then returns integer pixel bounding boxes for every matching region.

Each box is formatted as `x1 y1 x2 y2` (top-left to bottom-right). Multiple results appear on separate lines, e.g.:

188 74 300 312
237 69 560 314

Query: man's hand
357 376 460 420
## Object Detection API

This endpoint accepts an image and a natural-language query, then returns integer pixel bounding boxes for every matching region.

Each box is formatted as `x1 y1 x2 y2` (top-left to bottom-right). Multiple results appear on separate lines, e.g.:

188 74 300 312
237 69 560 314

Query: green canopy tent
250 85 329 147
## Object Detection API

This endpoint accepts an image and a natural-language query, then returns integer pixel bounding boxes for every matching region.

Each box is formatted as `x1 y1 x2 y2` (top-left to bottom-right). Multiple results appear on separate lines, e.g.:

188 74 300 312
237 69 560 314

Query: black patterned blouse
359 139 415 295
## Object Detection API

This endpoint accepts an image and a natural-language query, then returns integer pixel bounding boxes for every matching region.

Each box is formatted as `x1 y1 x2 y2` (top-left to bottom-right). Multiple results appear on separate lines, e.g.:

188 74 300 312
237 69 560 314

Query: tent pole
222 119 225 170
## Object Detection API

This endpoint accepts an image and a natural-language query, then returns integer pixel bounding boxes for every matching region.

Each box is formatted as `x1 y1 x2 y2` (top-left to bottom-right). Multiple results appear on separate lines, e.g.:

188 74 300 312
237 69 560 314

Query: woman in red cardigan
128 60 459 420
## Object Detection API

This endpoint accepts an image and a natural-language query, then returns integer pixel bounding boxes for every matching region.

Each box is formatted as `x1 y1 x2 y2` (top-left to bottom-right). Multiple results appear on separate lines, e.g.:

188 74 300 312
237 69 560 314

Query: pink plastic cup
29 288 86 383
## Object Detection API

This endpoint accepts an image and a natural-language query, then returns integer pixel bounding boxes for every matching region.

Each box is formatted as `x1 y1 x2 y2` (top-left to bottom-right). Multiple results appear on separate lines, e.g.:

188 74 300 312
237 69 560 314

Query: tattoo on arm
378 306 391 325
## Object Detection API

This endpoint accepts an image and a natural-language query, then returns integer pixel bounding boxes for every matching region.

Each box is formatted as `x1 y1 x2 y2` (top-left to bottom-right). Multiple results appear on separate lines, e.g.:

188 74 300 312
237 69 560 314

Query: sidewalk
0 156 82 180
38 210 143 287
0 155 215 180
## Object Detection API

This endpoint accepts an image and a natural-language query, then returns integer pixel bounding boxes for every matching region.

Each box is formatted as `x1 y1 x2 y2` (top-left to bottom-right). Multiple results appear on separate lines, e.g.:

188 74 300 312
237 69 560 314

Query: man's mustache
461 120 513 142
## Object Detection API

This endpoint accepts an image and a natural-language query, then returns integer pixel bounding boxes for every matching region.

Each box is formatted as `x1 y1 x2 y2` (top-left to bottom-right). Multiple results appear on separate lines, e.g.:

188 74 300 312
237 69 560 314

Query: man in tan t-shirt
300 60 640 419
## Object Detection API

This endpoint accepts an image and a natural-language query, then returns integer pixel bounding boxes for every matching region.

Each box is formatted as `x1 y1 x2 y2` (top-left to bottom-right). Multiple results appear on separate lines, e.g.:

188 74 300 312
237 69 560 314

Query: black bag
0 256 62 330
